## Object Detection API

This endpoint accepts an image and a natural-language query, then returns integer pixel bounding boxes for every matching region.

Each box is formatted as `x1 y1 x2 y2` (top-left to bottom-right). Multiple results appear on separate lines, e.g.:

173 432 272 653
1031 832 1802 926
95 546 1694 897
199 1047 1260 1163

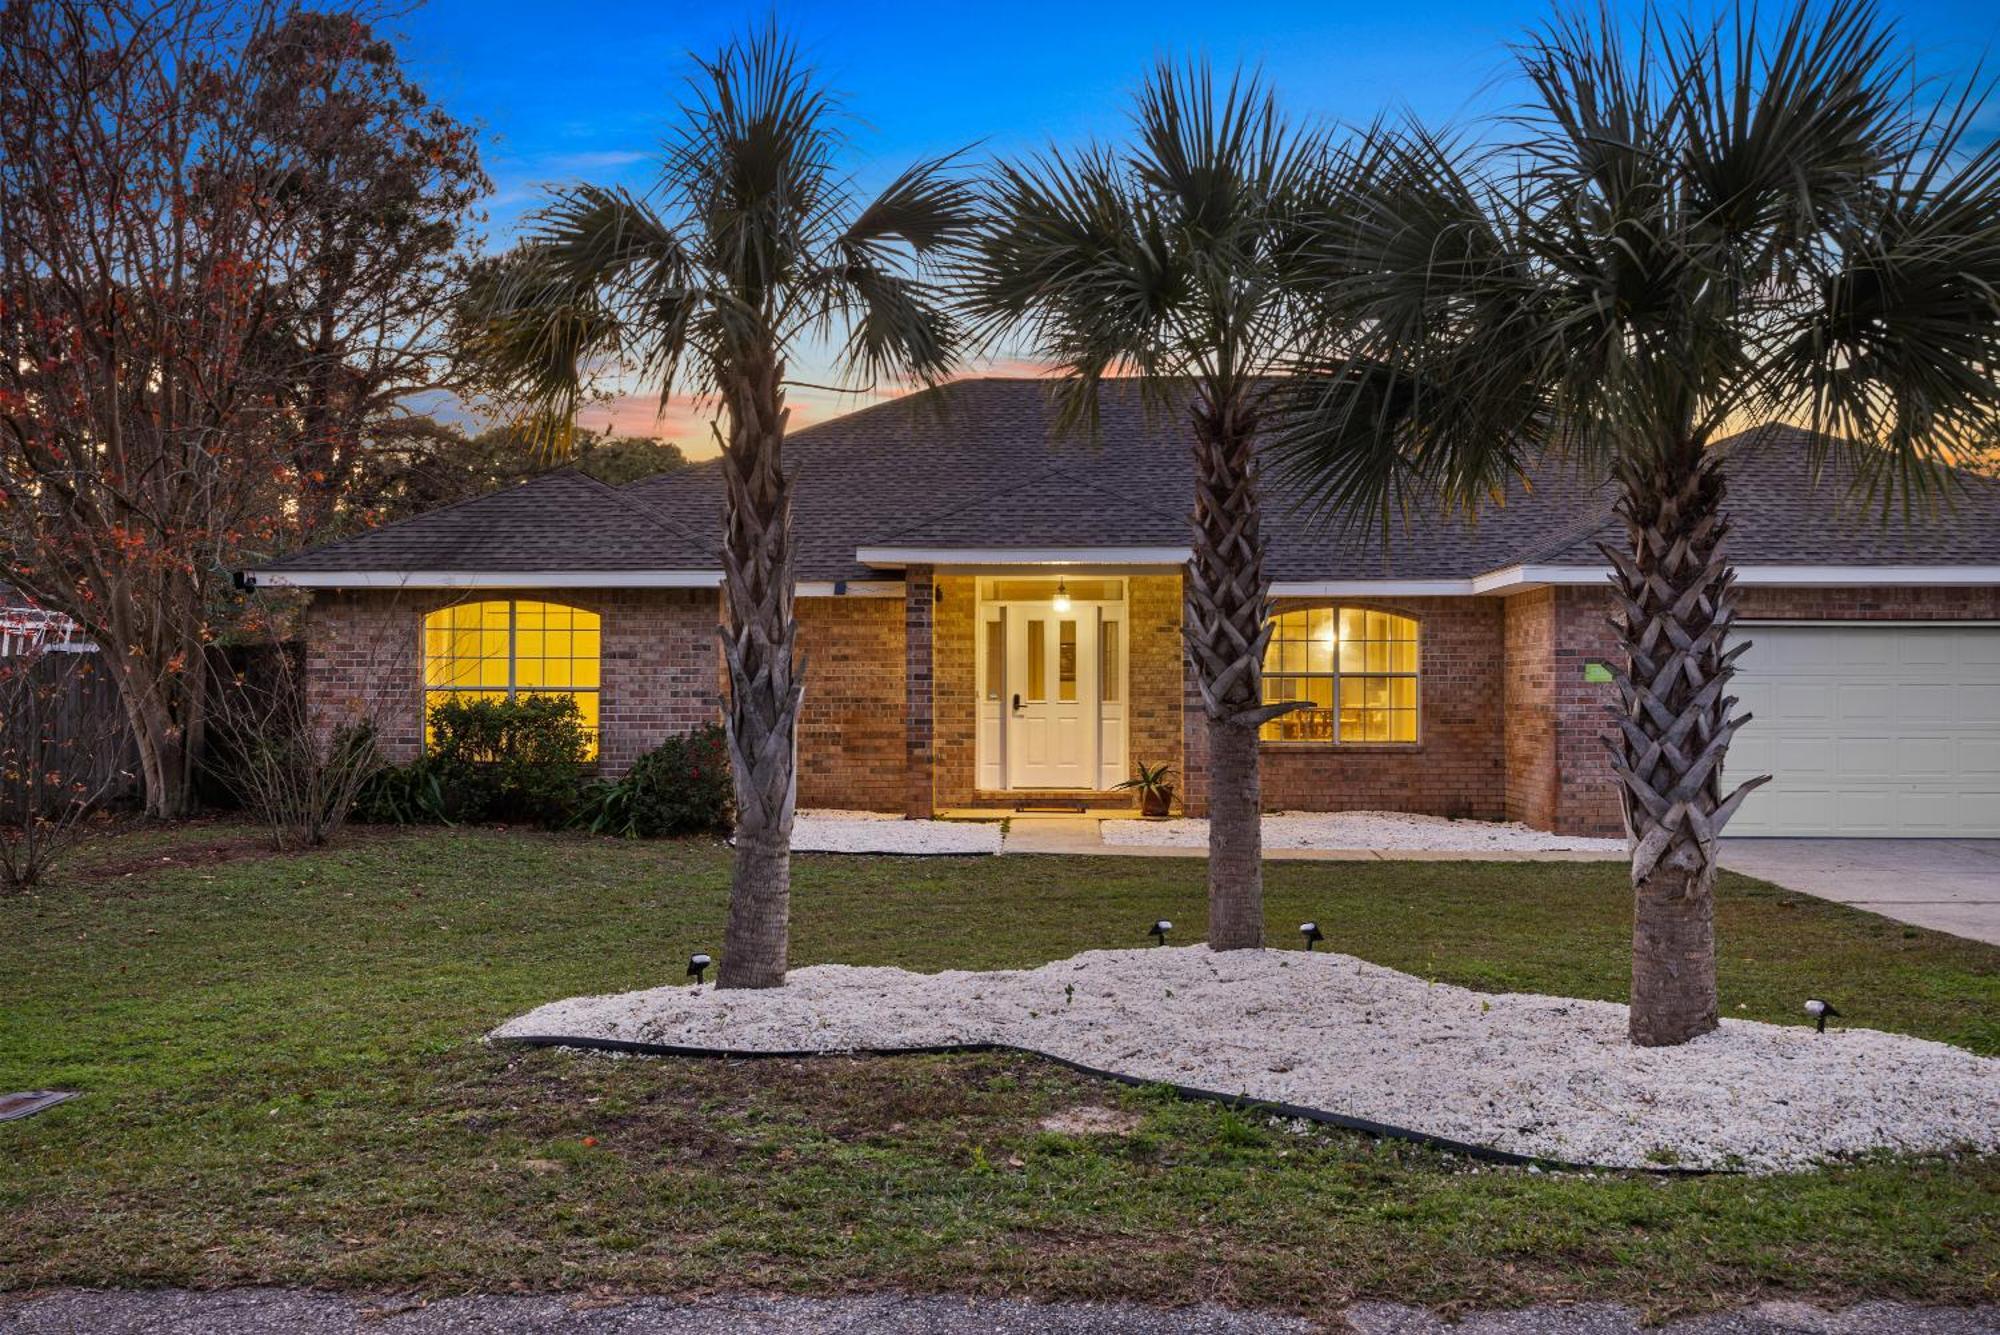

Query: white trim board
1465 564 2000 595
857 546 1191 569
246 563 1999 595
244 569 722 590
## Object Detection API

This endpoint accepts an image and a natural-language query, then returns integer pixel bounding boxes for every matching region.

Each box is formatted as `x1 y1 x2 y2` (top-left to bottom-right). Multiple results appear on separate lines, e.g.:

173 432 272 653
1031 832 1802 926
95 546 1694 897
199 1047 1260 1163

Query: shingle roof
262 380 2000 584
257 468 713 573
1530 426 2000 567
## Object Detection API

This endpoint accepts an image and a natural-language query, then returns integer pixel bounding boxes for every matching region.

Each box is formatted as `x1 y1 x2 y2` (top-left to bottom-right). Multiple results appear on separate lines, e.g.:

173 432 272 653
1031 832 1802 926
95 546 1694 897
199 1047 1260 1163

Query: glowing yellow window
1259 607 1418 744
424 600 601 755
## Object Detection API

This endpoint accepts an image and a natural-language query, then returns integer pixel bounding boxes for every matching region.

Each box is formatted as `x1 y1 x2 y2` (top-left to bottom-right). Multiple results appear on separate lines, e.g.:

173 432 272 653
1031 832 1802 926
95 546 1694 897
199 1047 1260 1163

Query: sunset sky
397 0 2000 456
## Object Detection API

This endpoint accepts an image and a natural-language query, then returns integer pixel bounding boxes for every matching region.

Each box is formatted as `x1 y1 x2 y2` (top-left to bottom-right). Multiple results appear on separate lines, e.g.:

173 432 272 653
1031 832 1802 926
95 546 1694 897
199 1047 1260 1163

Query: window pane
1058 620 1077 701
984 617 1003 701
1307 635 1334 675
1393 642 1419 674
1100 621 1121 702
1339 639 1365 673
1026 619 1045 700
1340 607 1367 641
1389 709 1418 742
1392 677 1418 709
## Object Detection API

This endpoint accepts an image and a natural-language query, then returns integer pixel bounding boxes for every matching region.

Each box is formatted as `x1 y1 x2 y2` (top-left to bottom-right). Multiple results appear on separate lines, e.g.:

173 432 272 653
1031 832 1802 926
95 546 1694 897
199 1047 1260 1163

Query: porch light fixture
687 953 712 985
1300 922 1323 951
1052 578 1072 613
1148 919 1172 946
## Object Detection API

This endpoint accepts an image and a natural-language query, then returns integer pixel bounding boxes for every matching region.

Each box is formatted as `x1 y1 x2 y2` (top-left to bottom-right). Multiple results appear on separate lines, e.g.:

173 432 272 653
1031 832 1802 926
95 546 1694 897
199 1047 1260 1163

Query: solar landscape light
687 953 712 985
1804 997 1840 1033
1148 919 1172 946
1299 921 1323 951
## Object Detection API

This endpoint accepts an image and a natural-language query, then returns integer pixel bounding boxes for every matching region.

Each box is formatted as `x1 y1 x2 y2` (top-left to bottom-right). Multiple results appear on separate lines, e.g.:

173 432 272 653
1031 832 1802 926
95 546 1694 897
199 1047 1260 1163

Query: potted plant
1115 759 1176 819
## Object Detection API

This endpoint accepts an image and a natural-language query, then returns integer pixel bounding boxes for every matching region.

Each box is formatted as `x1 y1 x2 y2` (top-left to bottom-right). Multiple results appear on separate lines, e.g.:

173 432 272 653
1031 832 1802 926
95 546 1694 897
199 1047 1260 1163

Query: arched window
1260 606 1419 743
424 600 601 751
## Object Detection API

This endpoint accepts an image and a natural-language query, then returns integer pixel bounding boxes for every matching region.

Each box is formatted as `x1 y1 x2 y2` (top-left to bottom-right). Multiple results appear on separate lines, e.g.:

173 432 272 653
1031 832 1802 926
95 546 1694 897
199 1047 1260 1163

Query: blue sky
395 0 2000 449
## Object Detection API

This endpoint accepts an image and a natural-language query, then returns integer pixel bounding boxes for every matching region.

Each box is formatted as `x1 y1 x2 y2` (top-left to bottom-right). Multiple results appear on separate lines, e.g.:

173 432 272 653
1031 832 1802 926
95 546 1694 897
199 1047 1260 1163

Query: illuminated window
1260 607 1418 744
423 600 601 754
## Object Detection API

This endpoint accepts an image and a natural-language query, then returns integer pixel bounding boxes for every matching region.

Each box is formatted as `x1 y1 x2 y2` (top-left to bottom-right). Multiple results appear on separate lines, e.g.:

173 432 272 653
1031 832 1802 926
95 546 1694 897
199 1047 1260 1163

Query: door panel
1003 603 1098 789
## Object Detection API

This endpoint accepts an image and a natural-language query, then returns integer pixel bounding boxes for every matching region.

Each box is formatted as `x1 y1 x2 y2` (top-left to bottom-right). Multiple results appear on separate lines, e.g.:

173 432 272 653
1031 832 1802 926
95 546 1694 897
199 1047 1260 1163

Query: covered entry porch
892 563 1188 817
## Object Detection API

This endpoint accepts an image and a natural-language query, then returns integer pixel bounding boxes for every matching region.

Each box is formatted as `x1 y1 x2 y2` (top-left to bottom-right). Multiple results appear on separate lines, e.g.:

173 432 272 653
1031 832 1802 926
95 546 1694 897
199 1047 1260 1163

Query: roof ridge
571 467 710 555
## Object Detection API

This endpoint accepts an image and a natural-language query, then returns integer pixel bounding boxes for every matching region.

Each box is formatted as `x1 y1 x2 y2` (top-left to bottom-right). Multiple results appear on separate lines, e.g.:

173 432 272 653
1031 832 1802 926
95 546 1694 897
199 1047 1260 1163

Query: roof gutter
240 569 723 590
857 546 1191 569
1467 563 2000 594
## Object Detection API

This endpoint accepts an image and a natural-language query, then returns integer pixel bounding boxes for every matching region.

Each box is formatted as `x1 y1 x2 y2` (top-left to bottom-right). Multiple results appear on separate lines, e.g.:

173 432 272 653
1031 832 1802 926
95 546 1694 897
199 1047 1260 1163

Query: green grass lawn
2 823 1996 1321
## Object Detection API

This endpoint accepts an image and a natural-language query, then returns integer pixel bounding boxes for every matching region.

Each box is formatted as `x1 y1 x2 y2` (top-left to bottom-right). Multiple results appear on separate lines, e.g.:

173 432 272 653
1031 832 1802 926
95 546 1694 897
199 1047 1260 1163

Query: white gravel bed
788 811 1000 855
493 946 1997 1172
1102 809 1626 853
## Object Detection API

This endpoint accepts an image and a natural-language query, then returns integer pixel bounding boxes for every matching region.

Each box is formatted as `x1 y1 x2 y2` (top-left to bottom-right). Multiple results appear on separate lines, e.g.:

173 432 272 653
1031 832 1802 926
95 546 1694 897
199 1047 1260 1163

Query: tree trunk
715 347 802 989
1183 392 1283 951
1205 716 1263 947
1604 443 1767 1047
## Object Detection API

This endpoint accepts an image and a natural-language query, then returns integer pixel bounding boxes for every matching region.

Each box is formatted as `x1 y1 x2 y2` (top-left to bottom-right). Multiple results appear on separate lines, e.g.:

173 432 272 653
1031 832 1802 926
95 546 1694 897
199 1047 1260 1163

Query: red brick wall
1186 595 1508 819
1502 589 1557 828
796 594 906 812
1544 582 2000 836
1126 575 1186 799
304 587 722 776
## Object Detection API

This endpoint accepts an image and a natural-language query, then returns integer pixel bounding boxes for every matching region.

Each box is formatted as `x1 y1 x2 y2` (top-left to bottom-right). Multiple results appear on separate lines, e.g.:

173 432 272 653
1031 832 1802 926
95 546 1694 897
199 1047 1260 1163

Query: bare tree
0 0 486 818
0 0 294 818
247 9 488 533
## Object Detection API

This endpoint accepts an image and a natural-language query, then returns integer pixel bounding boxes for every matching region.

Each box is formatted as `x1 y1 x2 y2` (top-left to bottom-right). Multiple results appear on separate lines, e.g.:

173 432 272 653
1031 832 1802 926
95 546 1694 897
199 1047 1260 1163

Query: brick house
245 380 2000 838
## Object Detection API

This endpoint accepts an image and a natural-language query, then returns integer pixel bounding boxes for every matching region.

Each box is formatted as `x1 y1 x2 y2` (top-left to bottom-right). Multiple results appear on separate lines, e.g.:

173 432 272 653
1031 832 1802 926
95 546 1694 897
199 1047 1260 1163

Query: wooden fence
0 648 140 818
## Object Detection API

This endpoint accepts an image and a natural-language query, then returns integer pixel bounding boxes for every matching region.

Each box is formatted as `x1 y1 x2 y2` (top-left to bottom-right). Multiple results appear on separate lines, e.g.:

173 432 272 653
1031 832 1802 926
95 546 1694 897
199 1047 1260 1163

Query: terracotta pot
1140 788 1173 819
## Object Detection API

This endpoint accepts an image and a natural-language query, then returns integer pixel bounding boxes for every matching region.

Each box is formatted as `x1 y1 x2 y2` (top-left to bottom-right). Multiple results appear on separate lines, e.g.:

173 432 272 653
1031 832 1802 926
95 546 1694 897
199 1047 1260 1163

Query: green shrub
575 723 732 838
354 756 453 826
355 694 592 828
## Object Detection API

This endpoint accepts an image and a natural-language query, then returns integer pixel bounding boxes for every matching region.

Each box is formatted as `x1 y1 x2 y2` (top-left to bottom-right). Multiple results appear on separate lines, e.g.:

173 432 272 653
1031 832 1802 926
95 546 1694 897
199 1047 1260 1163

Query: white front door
1003 603 1096 789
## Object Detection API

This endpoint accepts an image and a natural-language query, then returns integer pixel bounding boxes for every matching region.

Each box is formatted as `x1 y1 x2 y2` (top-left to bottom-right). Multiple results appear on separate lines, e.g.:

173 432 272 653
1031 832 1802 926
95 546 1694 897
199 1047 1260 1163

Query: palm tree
470 25 975 987
1277 1 2000 1043
960 63 1335 950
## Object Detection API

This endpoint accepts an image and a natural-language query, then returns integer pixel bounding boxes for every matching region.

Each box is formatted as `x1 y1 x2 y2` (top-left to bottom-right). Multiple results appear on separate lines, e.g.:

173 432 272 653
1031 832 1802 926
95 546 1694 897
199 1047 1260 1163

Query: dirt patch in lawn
1038 1105 1144 1136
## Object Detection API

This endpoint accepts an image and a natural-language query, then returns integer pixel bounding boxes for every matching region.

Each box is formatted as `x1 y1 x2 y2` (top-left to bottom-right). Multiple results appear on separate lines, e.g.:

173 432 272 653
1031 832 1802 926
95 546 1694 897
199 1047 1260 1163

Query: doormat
1014 800 1088 813
0 1091 77 1122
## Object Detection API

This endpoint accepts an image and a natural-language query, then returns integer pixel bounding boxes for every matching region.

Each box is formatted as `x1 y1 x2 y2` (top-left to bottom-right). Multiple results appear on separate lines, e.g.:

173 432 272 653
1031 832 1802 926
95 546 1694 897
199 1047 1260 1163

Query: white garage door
1722 623 2000 837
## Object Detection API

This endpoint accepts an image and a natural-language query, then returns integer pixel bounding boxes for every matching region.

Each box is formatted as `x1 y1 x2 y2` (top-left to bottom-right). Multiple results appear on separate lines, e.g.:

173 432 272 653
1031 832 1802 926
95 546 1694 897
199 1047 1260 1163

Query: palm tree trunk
716 347 803 989
1184 394 1284 951
1604 442 1767 1047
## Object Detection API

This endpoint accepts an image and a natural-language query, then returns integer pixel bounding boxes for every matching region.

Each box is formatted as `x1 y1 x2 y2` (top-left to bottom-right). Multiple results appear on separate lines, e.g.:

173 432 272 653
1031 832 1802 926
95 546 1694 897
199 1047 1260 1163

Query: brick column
1179 594 1209 816
903 565 935 817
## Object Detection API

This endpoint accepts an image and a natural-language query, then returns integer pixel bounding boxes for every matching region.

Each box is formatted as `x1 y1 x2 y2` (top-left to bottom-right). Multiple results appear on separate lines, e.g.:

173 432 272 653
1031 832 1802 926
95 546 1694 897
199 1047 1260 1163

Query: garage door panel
1834 736 1894 775
1893 683 1959 723
1960 683 2000 716
1891 736 1953 776
1723 623 2000 837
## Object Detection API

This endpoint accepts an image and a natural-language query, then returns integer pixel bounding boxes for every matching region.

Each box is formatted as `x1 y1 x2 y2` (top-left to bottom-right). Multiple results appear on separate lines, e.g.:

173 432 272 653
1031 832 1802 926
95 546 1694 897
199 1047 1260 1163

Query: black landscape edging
494 1034 1720 1176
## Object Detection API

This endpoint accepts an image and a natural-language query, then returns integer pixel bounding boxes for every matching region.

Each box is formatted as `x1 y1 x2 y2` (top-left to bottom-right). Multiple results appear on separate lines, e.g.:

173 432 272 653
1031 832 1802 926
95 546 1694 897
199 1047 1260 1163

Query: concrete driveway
1721 839 2000 946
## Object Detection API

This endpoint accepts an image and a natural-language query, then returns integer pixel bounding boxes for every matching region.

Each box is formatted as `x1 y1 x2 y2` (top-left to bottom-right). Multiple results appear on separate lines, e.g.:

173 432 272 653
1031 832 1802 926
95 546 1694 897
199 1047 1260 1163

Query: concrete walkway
1720 839 2000 947
994 816 1619 861
5 1290 1995 1334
